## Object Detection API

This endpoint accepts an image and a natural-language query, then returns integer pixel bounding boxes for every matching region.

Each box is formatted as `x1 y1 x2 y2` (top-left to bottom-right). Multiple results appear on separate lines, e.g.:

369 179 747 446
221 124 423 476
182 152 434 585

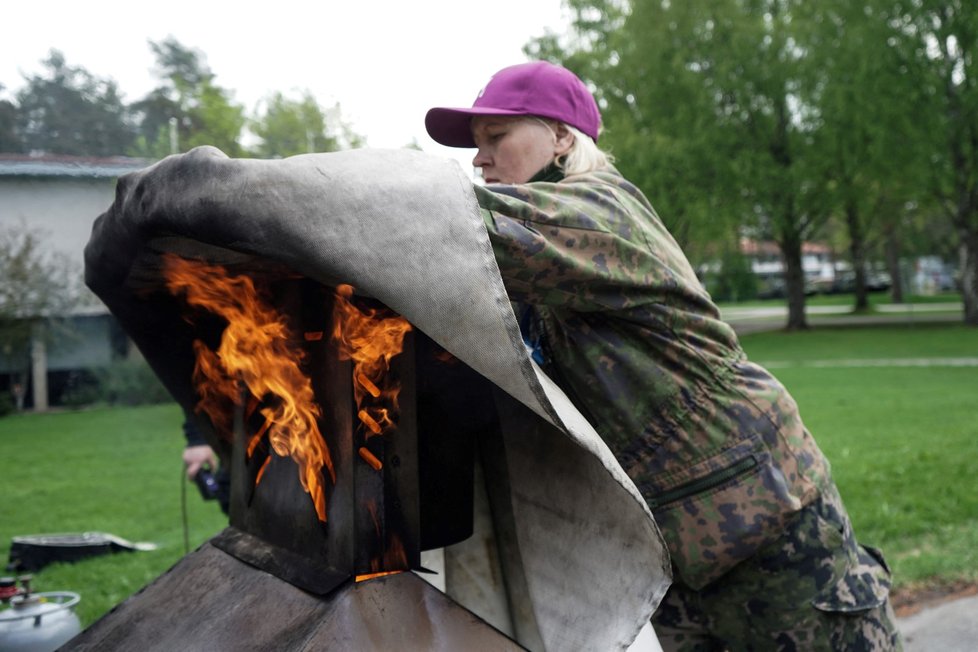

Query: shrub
57 370 102 408
94 358 172 406
0 392 13 417
705 250 758 302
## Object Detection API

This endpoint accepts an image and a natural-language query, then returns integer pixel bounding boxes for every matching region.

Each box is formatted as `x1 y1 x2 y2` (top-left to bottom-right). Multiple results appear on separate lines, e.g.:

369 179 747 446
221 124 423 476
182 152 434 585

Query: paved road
899 593 978 651
721 302 964 335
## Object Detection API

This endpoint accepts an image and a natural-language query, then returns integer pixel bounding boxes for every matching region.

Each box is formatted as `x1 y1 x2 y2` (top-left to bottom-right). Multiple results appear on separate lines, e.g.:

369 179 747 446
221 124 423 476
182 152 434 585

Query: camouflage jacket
476 167 833 589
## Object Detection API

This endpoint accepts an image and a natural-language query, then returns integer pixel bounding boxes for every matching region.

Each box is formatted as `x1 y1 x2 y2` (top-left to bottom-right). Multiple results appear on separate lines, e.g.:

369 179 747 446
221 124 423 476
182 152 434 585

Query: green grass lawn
1 323 976 625
740 324 978 591
740 322 978 361
0 404 227 626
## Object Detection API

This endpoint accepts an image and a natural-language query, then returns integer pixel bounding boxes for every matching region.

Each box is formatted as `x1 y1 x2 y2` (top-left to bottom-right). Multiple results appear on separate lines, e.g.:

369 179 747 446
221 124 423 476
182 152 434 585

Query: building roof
740 237 832 256
0 153 153 178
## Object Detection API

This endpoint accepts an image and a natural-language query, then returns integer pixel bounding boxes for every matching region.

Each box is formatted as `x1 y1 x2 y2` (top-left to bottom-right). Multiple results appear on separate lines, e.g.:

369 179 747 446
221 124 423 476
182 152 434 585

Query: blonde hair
559 124 614 176
526 116 613 176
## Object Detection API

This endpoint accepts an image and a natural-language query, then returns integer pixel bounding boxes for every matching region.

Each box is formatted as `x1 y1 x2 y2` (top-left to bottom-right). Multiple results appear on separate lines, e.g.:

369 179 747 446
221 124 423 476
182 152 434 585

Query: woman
426 61 901 651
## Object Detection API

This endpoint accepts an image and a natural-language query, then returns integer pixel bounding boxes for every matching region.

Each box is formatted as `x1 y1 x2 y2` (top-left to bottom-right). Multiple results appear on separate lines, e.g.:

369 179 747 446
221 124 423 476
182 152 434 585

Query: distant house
0 153 152 410
739 238 838 296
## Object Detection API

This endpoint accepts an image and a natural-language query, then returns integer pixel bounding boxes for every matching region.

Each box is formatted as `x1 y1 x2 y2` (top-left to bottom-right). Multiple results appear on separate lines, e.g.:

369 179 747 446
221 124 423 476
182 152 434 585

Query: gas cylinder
0 591 82 652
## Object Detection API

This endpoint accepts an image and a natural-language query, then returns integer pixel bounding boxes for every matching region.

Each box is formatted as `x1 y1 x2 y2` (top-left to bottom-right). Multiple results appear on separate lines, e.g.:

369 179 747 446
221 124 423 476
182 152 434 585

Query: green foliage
0 84 22 152
130 37 245 158
0 405 227 626
93 357 172 406
180 80 246 155
0 223 82 375
14 50 135 156
0 392 13 416
528 0 836 326
527 0 978 326
3 40 370 161
529 0 736 259
883 0 978 322
250 91 340 158
57 371 102 408
705 248 758 302
0 222 78 319
2 41 364 160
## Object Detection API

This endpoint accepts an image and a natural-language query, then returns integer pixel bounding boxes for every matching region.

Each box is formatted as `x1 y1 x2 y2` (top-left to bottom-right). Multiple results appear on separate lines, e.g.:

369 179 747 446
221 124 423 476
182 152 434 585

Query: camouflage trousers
651 483 902 651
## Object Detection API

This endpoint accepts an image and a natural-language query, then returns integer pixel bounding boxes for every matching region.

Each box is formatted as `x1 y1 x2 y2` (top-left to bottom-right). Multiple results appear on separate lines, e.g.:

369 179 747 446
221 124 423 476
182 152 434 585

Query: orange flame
355 499 409 582
162 254 335 522
354 570 405 582
333 286 413 576
358 446 383 471
331 284 412 441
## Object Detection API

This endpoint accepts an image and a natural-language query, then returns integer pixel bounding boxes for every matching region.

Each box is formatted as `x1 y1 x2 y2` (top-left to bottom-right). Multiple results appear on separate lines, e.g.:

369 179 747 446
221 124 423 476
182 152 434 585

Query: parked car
866 271 892 292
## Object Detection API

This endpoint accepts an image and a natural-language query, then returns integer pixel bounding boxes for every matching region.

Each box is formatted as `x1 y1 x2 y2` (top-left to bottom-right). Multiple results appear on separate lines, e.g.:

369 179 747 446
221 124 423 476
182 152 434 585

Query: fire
355 499 408 582
331 284 412 441
331 285 413 580
162 254 335 522
354 571 403 583
358 447 383 471
162 260 412 538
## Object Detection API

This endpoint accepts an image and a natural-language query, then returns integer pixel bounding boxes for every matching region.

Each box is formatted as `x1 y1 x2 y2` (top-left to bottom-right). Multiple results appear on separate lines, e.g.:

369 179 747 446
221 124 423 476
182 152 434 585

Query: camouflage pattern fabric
651 484 901 650
474 167 874 595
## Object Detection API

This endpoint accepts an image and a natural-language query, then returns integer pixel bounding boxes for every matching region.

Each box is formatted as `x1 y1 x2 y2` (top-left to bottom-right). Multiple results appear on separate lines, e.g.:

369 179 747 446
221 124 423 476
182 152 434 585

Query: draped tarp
84 146 671 651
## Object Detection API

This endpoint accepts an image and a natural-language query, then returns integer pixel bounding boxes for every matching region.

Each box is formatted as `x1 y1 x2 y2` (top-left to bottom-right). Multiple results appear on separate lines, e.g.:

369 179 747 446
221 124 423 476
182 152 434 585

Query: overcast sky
2 0 569 176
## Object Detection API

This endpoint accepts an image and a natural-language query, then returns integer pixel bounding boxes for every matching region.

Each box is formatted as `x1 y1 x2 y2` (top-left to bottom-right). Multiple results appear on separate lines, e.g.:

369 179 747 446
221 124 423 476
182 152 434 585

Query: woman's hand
183 444 218 480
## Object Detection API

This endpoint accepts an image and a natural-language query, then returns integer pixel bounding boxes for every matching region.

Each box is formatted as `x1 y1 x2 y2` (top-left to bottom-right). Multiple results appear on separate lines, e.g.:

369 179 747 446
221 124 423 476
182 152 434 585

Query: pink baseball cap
425 61 601 148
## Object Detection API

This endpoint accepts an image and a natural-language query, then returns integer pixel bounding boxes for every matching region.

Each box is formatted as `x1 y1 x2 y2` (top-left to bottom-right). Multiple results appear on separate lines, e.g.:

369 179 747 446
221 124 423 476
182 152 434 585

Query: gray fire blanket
85 146 671 651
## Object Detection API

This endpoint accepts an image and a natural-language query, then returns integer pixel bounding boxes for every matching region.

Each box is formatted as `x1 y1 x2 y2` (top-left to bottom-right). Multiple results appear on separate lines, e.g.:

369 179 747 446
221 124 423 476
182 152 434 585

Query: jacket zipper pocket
648 455 758 510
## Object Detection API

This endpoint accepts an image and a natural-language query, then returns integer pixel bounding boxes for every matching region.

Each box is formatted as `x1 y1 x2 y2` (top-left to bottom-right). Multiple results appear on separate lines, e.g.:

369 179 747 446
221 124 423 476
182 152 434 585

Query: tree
251 92 339 158
0 84 24 153
531 0 831 328
131 37 245 157
14 50 134 156
529 2 742 261
0 223 85 410
885 0 978 324
799 0 923 311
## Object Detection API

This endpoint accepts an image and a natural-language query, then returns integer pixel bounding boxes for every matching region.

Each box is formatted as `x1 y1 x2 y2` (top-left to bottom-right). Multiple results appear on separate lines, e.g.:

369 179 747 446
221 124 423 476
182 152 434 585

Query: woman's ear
554 123 575 156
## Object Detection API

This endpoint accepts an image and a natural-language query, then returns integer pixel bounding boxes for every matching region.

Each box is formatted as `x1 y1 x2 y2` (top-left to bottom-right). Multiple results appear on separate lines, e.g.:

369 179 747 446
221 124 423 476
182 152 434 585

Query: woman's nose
472 147 490 168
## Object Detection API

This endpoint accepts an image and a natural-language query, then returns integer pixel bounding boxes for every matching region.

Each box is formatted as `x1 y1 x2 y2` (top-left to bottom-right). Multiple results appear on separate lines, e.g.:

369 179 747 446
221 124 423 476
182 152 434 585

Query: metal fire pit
63 265 520 651
62 543 521 651
77 150 673 651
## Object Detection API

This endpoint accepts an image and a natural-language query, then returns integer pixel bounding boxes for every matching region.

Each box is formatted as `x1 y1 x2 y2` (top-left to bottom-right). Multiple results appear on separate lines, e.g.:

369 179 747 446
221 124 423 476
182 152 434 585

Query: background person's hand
183 444 218 480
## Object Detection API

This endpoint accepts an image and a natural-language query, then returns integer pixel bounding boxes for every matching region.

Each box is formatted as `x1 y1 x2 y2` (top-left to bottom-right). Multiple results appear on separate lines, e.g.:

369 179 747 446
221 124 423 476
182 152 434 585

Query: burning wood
356 372 381 398
255 456 271 484
358 447 383 471
357 409 384 435
331 283 412 441
247 416 273 456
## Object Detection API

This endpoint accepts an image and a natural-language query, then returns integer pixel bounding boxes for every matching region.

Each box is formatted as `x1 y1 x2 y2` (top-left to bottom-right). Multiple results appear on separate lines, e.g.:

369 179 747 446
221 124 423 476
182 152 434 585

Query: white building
0 153 151 409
